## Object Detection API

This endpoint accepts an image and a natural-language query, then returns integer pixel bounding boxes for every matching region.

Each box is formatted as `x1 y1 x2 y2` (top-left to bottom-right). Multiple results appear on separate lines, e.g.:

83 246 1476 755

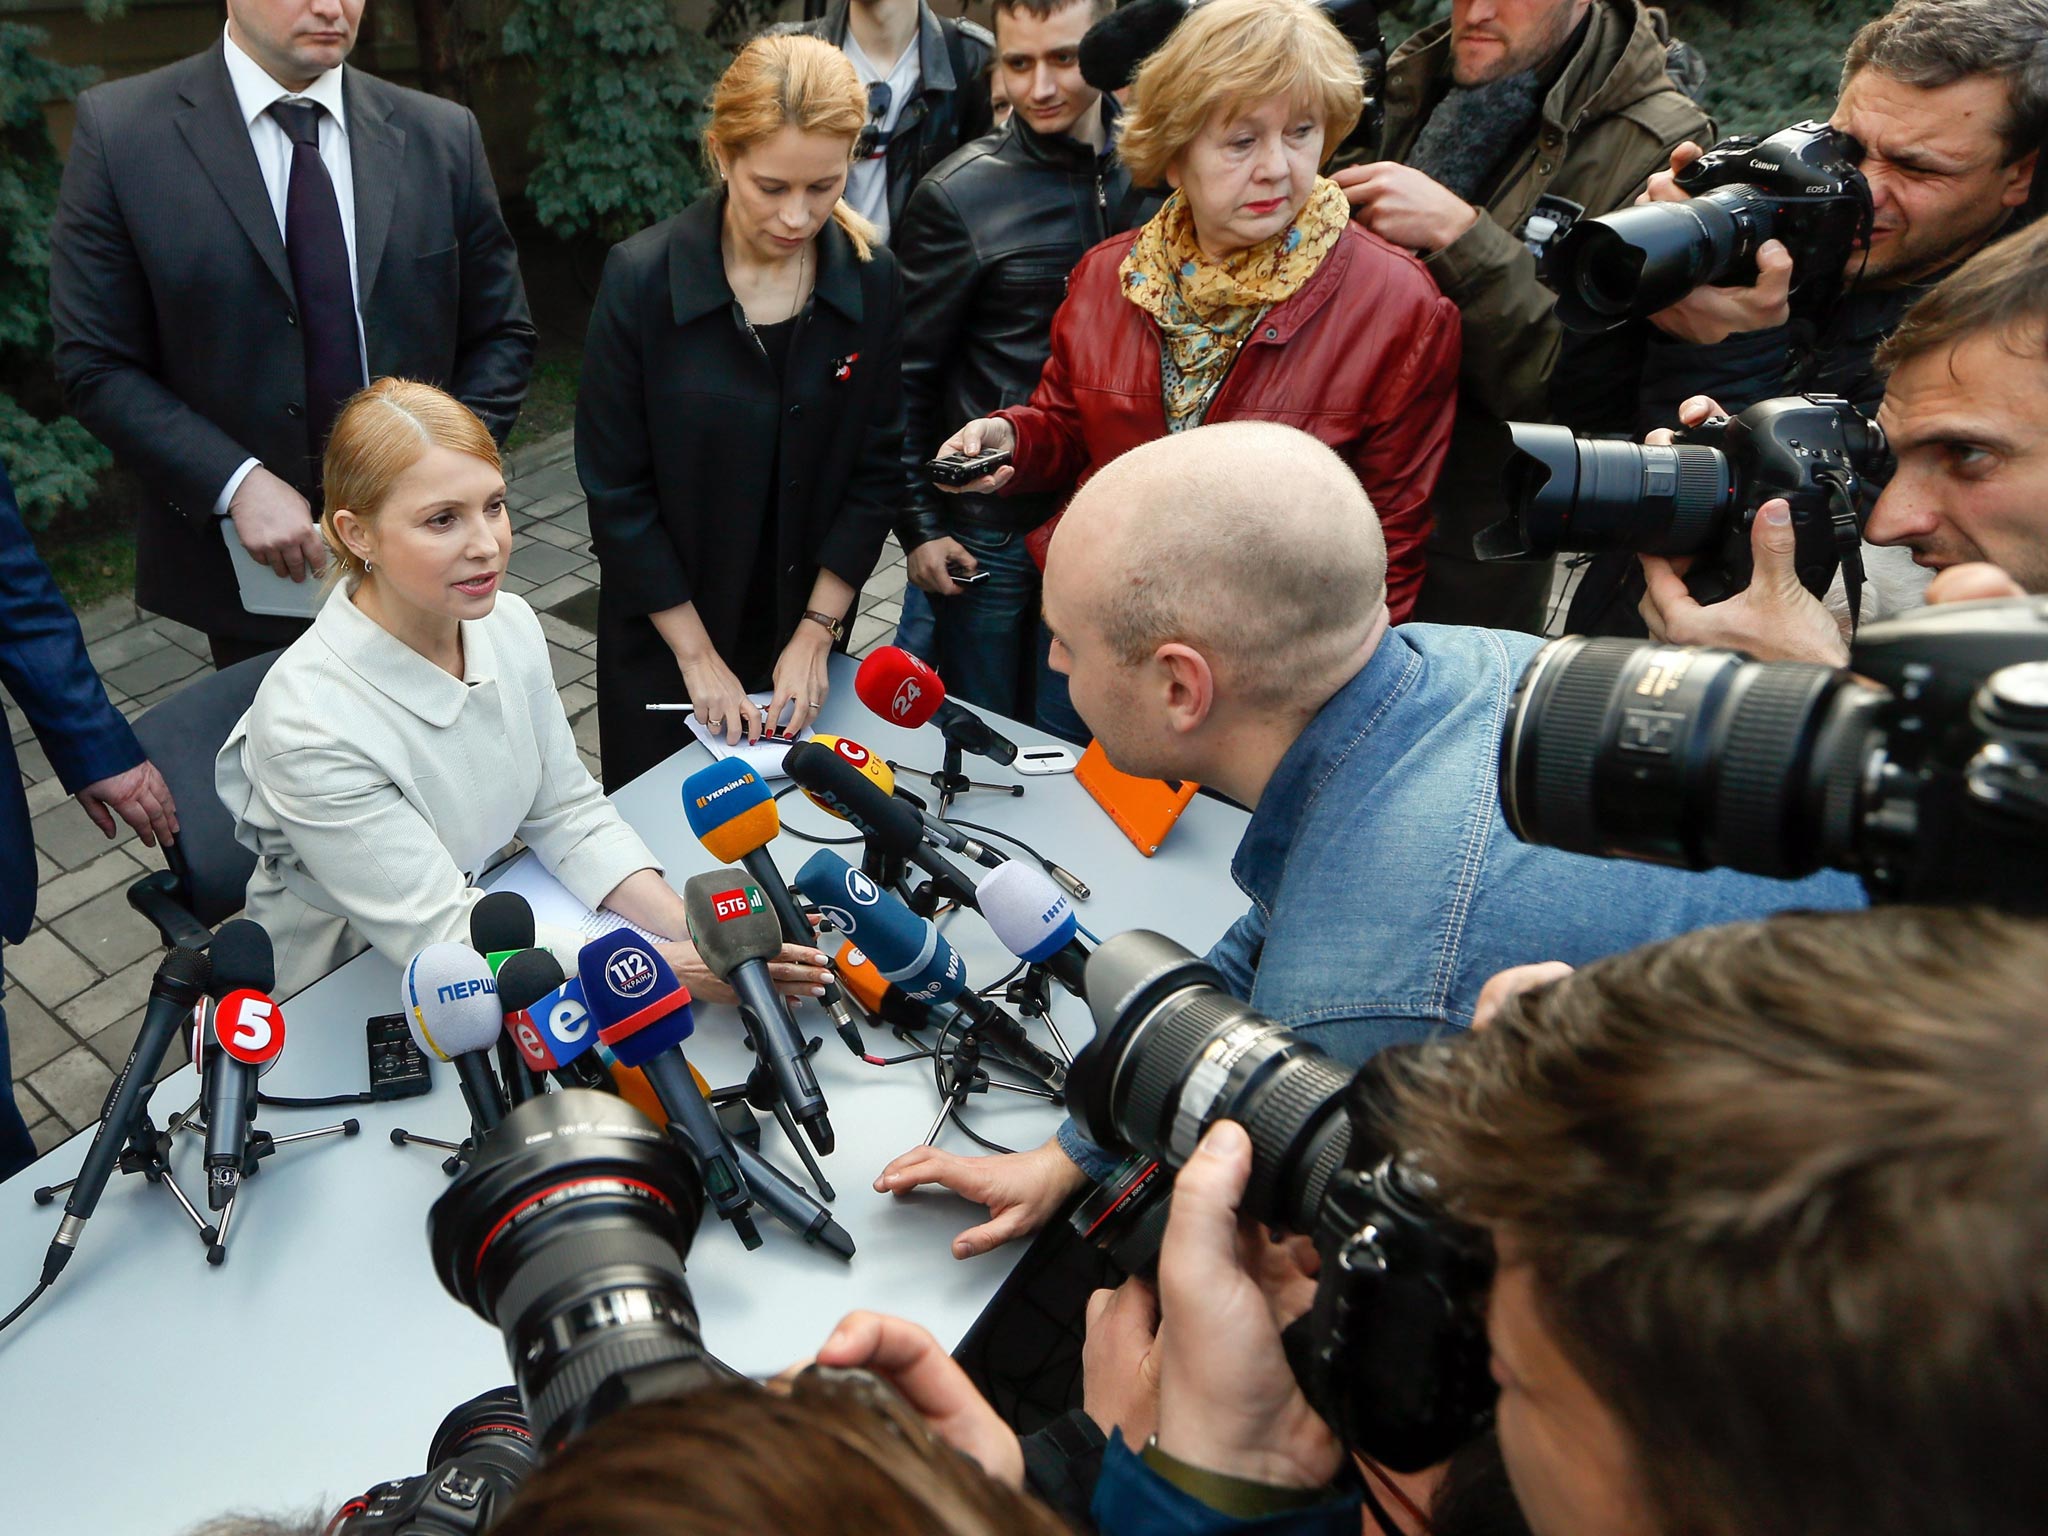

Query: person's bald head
1046 422 1388 711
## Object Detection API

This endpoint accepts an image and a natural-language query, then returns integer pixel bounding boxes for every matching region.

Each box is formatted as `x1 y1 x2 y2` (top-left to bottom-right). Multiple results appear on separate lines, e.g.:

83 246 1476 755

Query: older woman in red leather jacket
936 0 1461 723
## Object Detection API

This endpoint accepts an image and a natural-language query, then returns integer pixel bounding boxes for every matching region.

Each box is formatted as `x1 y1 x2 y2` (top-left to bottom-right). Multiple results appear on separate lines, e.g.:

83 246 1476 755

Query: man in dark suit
50 0 537 668
0 461 178 1181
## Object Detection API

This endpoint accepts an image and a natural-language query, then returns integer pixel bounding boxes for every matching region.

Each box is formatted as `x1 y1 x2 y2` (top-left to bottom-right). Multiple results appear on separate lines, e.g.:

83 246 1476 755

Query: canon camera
1477 392 1889 608
1549 121 1872 332
330 1091 729 1533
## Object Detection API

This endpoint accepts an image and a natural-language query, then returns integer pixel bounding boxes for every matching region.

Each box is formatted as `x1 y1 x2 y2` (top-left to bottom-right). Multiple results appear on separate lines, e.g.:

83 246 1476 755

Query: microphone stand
712 1045 837 1203
1005 965 1074 1065
389 1127 472 1177
51 1068 359 1268
923 1035 987 1147
35 1012 216 1253
160 1092 361 1265
891 742 1023 818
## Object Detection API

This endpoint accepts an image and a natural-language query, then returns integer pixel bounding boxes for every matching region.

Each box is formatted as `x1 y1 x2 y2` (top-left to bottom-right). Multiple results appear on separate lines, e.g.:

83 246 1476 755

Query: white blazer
217 586 658 998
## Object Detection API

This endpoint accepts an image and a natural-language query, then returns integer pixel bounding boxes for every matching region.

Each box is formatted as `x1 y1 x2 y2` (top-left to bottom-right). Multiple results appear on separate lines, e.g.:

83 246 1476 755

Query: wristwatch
801 609 846 641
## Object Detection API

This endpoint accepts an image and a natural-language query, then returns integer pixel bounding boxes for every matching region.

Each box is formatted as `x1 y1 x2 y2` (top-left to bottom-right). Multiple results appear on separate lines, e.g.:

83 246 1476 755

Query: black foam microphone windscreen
1079 0 1190 93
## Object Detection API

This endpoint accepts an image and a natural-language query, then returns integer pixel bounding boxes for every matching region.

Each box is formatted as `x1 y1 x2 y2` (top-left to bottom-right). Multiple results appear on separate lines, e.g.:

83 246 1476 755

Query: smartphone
1015 743 1079 775
925 448 1013 487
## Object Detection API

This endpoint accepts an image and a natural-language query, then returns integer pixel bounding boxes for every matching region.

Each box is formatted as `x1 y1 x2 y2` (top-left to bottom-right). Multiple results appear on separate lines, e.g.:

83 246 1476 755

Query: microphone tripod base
898 743 1025 817
714 1059 837 1203
391 1126 471 1176
33 1110 215 1246
1004 966 1074 1065
186 1116 362 1264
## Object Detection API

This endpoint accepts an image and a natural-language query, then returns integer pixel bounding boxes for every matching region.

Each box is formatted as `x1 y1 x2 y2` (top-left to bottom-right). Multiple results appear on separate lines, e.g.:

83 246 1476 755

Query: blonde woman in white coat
217 379 832 1002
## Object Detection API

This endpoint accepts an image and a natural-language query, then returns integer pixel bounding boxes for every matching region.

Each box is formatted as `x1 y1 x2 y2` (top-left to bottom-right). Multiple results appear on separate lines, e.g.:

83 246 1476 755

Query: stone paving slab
26 1047 114 1130
7 928 101 1009
10 427 923 1146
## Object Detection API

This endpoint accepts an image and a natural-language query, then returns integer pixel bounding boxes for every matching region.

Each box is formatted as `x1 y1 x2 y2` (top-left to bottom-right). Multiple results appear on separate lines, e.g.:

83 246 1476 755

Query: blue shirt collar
1229 631 1423 914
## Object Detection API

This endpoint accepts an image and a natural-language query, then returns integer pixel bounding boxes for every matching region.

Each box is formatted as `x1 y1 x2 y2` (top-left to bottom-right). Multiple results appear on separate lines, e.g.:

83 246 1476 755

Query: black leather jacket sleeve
895 176 980 551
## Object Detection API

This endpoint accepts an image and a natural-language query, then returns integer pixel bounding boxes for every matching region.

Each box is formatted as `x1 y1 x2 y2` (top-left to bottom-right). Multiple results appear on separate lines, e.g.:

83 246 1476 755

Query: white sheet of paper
684 690 812 780
220 519 327 618
483 856 664 945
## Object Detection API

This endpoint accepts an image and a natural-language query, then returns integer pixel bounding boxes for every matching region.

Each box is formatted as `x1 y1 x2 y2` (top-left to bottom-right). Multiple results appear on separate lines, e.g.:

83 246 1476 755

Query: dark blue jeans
893 584 938 662
930 527 1043 720
1034 622 1089 745
0 967 38 1182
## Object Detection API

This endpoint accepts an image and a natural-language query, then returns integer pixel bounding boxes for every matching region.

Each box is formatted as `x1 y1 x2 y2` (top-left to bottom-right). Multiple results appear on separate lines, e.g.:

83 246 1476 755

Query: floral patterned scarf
1119 177 1351 432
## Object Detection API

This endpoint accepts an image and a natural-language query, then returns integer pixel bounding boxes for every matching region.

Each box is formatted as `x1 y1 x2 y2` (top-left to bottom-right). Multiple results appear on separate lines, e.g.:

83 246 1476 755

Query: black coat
50 42 537 646
577 194 905 788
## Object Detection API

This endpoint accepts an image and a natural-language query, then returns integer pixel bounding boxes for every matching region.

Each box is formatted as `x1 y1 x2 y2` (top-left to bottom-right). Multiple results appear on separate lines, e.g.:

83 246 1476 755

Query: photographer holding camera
1083 907 2048 1535
1565 0 2045 635
1636 211 2048 662
1636 0 2041 427
1330 0 1712 632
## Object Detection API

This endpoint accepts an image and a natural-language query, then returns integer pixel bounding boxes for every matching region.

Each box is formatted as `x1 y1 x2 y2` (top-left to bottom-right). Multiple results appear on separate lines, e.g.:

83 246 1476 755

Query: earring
363 558 374 574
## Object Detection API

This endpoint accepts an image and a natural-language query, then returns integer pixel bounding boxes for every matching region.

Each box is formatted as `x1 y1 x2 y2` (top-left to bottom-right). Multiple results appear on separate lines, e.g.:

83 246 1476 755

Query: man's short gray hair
1077 422 1387 709
1843 0 2048 162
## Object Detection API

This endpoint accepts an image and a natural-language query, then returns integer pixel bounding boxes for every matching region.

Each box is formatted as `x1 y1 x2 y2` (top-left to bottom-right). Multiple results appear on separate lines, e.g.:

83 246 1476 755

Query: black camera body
1661 393 1888 603
1293 1106 1495 1473
1550 121 1871 332
1069 934 1498 1472
334 1390 536 1536
1502 598 2048 912
1480 392 1889 606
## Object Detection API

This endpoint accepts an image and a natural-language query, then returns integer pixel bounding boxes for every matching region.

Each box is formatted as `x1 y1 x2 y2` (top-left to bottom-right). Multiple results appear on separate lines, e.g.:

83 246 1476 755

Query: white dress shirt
213 23 370 517
217 587 661 999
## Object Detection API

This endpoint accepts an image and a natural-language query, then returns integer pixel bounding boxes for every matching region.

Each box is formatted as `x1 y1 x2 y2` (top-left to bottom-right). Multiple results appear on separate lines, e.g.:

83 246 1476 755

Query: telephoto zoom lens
1068 932 1356 1234
428 1090 708 1451
1499 426 1736 558
1501 636 1884 879
1551 185 1771 331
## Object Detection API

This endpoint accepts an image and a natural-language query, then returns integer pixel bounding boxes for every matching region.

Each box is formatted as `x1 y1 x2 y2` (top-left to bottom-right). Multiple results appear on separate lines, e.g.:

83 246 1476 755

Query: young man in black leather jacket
892 0 1157 719
782 0 995 247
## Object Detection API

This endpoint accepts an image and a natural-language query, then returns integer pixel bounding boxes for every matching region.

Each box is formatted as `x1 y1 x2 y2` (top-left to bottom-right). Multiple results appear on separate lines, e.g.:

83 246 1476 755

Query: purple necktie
267 99 360 478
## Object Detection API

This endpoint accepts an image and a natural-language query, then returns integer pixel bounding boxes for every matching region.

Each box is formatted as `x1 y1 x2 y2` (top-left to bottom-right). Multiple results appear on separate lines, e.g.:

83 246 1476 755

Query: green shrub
502 0 732 244
0 22 109 529
1380 0 1892 137
1665 0 1889 136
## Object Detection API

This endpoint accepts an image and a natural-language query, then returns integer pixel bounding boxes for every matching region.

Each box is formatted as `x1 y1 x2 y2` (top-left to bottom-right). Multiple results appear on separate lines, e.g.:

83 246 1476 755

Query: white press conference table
0 654 1253 1536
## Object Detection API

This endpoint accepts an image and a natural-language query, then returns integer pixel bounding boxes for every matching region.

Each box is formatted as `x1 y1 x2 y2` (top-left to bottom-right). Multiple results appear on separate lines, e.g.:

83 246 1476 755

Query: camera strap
1826 478 1866 636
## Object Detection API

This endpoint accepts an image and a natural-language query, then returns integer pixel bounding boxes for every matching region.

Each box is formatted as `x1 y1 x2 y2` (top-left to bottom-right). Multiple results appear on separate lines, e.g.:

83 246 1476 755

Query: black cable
926 1011 1021 1156
979 959 1027 996
933 814 1055 868
769 783 866 846
259 1091 372 1109
949 1119 1020 1156
867 1046 942 1067
0 1281 49 1335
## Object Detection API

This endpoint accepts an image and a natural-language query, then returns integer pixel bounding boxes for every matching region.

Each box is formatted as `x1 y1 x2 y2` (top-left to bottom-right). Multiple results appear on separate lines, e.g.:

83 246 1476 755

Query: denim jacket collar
1230 631 1423 918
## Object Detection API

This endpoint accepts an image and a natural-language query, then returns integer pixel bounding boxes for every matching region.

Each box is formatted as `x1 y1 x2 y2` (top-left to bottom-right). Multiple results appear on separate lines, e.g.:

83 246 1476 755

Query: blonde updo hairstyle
703 33 880 261
1117 0 1365 190
320 377 502 588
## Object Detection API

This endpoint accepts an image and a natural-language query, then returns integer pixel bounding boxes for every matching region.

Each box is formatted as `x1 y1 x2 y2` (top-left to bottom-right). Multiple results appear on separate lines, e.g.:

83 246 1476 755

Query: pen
644 704 695 712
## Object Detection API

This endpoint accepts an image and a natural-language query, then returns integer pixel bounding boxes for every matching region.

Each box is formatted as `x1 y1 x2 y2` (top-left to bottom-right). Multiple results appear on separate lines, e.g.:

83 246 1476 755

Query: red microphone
854 647 1018 766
